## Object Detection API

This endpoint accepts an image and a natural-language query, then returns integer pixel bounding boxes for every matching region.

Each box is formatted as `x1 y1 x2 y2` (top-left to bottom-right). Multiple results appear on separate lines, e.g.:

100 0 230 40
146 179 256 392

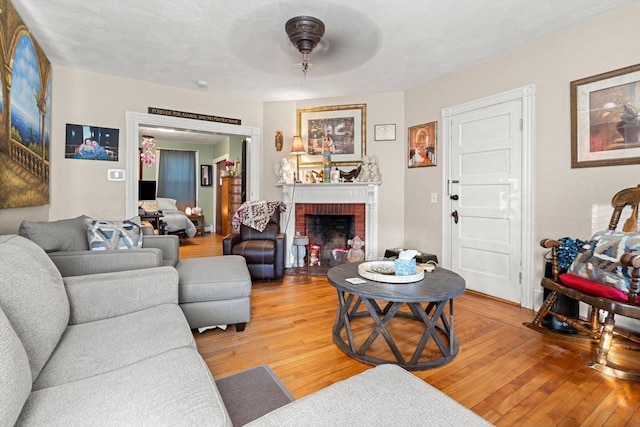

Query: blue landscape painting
11 34 47 155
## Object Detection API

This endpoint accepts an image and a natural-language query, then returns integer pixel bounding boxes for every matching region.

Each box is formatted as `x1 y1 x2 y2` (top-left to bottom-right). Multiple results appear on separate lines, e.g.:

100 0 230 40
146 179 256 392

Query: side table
187 214 205 237
140 212 163 232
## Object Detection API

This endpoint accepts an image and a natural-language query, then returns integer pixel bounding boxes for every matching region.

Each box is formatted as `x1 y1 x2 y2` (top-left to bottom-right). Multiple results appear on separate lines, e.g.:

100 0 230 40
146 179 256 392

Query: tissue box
394 258 417 276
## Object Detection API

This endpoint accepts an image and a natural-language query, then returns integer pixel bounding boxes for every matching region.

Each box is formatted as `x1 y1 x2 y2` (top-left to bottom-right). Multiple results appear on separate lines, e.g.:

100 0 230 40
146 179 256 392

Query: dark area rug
215 365 295 426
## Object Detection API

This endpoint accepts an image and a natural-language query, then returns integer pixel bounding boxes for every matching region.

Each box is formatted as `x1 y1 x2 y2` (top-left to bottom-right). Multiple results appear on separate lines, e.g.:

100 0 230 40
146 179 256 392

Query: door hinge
519 272 522 284
519 118 523 131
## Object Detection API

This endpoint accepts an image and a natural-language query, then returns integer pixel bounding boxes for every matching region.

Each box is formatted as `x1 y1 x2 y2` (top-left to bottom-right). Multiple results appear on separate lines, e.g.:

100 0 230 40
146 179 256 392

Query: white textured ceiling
12 0 633 103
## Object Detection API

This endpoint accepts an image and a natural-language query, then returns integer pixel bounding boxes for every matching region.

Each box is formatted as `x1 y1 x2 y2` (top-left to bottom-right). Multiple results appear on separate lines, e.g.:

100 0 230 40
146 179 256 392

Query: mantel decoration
291 135 305 183
140 135 156 167
296 103 367 166
285 15 325 80
571 64 640 168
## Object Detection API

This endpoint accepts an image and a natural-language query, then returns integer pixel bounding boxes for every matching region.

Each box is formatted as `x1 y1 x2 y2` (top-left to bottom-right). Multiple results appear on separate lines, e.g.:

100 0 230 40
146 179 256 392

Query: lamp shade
291 136 305 154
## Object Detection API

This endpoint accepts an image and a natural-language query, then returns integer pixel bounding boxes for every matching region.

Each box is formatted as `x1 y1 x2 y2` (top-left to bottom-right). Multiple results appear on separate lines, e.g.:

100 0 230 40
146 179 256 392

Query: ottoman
176 255 252 331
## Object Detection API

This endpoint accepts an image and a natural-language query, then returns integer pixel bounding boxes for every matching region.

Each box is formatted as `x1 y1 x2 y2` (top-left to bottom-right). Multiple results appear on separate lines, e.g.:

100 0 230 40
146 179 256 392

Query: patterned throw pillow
568 230 640 293
86 218 143 251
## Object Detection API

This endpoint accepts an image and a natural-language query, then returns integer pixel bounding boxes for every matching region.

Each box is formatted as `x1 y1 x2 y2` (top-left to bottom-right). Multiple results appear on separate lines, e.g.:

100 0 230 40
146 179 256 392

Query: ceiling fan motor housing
285 16 325 54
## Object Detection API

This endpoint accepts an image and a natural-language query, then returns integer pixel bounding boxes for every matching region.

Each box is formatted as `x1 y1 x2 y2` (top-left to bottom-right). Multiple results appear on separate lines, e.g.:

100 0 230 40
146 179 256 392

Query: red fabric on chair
559 273 639 304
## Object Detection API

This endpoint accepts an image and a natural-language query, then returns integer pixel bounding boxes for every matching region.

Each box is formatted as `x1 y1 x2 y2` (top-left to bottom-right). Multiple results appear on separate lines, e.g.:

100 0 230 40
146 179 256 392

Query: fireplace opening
306 214 355 267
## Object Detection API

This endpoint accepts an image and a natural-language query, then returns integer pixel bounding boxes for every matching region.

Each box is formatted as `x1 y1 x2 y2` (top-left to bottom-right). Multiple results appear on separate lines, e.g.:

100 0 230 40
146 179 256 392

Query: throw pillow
157 197 178 211
86 217 143 251
18 215 91 252
568 230 640 293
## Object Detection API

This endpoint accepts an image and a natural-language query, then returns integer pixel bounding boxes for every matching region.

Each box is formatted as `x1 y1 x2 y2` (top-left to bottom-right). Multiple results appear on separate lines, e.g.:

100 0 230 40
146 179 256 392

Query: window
157 149 196 209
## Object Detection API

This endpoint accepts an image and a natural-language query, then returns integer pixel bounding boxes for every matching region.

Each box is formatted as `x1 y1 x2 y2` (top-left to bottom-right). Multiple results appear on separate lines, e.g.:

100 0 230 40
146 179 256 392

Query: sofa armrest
247 364 490 426
48 248 163 277
142 234 180 266
223 233 242 254
64 266 179 324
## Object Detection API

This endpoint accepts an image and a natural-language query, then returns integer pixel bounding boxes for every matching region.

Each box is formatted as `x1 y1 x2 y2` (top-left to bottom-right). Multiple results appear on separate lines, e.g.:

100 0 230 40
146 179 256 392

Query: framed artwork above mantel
296 103 367 166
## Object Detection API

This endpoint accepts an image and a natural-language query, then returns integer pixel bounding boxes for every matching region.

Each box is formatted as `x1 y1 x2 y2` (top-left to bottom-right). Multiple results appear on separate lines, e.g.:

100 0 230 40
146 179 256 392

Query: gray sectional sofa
18 215 180 276
1 233 492 426
18 216 252 332
0 234 231 426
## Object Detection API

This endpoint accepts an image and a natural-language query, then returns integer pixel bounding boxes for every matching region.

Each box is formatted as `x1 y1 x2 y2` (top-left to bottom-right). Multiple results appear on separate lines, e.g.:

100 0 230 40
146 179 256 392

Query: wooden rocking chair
525 186 640 380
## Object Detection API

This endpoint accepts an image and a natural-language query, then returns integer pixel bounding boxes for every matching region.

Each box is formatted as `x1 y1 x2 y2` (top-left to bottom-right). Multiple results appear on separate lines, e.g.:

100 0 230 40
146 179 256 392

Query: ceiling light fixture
285 16 325 81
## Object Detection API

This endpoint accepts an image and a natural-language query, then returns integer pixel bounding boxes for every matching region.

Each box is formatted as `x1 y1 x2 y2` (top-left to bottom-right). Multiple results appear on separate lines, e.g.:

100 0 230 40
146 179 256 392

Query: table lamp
291 135 305 183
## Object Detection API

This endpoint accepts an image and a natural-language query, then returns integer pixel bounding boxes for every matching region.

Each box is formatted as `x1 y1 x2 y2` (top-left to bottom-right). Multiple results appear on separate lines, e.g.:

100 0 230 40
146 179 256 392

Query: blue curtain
157 150 196 209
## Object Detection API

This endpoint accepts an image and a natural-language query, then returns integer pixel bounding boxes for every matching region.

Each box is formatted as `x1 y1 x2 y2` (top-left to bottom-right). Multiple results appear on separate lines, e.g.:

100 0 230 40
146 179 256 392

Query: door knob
450 194 459 201
451 210 459 224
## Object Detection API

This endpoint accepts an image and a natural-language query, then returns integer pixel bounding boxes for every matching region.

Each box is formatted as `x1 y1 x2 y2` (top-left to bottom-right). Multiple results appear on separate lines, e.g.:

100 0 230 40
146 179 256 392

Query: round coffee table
327 262 465 370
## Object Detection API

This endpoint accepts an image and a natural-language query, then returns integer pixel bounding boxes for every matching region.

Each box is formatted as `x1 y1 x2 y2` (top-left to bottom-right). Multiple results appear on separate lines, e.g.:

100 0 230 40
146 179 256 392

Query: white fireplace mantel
280 182 380 267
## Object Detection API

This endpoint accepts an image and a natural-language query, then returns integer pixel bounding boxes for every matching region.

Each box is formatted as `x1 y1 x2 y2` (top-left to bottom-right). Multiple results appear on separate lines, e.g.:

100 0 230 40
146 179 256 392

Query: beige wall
0 67 262 234
403 5 640 302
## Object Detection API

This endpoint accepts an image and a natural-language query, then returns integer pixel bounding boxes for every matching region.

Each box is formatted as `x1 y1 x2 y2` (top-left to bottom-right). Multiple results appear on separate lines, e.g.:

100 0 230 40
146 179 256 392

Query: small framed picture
200 164 212 186
408 121 437 168
374 124 396 141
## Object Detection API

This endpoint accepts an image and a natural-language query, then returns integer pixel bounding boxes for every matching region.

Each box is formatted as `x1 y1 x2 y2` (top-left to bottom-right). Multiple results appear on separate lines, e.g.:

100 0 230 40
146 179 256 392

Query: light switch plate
108 169 125 181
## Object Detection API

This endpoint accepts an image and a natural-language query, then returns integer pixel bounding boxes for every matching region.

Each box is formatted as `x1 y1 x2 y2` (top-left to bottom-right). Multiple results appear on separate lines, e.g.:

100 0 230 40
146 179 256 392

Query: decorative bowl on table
358 261 425 284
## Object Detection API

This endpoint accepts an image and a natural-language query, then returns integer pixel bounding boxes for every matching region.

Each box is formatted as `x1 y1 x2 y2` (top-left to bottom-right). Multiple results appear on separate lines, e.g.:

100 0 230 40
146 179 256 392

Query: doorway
442 85 536 308
124 112 261 221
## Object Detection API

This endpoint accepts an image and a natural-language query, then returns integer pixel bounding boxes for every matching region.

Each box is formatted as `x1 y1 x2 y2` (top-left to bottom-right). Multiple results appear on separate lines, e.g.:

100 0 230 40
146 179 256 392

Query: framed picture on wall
296 103 366 166
65 123 119 161
200 164 212 186
374 124 396 141
408 121 437 168
571 63 640 168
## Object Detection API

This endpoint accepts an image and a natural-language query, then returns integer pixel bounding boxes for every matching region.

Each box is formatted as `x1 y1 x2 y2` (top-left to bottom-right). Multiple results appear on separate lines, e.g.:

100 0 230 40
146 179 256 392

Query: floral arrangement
140 135 156 168
225 159 240 176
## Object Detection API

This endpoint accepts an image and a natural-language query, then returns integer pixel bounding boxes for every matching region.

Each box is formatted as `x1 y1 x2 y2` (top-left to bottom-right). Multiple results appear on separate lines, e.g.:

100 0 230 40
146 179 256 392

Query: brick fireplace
281 182 380 268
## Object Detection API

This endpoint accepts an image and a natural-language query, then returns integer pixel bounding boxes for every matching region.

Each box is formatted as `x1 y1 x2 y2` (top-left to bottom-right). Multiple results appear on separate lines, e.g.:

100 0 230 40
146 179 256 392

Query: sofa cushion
86 217 143 250
18 347 232 427
0 235 69 382
18 215 90 252
568 230 640 292
0 307 32 427
33 303 194 391
247 364 492 426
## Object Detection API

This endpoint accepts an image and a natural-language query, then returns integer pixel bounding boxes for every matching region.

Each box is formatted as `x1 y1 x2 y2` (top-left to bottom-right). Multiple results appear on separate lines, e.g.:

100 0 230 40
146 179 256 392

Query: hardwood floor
181 233 640 426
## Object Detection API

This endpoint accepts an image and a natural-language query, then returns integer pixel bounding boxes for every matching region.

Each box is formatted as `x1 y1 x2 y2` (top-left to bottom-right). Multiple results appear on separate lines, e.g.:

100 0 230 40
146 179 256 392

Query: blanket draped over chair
232 201 286 232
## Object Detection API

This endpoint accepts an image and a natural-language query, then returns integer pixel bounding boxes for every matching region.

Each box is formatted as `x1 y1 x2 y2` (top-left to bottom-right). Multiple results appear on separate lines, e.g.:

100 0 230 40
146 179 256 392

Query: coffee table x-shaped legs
332 291 459 370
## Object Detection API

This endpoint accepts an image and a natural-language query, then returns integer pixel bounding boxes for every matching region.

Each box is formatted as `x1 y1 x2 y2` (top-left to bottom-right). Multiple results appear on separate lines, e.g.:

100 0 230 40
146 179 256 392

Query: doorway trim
125 111 261 219
441 84 536 309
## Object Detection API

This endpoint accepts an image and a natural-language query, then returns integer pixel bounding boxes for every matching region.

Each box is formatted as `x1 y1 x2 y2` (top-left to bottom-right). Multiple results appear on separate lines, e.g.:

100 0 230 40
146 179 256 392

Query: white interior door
448 99 523 303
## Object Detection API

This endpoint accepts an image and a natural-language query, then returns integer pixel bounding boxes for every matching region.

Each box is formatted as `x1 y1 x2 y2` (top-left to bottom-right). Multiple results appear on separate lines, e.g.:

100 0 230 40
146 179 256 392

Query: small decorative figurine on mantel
274 158 295 184
357 155 382 183
275 131 284 151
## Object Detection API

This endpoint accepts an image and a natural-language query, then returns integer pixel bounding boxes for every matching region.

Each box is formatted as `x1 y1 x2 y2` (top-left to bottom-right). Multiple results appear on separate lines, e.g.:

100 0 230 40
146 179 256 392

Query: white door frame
124 111 261 220
441 85 536 309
